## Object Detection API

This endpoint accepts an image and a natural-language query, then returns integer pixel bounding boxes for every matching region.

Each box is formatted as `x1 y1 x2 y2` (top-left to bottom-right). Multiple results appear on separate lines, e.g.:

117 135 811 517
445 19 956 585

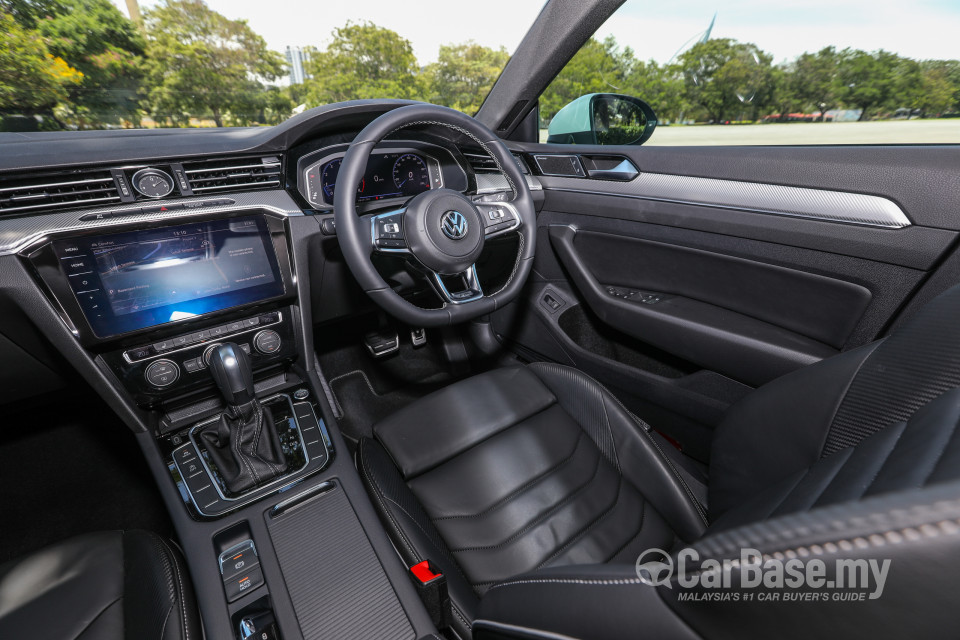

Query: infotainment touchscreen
54 216 285 337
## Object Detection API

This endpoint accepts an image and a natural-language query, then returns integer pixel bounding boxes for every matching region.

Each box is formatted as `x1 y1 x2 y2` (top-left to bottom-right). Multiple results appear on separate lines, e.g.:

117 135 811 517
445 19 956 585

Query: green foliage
790 47 838 119
423 41 509 114
678 38 773 122
302 22 422 105
0 10 81 112
36 0 145 126
835 48 899 120
3 1 960 131
143 0 288 127
540 37 626 123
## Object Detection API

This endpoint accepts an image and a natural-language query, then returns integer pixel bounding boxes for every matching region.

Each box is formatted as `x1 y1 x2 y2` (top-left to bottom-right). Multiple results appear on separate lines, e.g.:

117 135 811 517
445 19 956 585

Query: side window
540 3 960 146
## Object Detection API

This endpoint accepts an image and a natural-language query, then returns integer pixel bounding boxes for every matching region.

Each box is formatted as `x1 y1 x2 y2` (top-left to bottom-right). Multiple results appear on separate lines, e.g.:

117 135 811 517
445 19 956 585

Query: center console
18 199 439 640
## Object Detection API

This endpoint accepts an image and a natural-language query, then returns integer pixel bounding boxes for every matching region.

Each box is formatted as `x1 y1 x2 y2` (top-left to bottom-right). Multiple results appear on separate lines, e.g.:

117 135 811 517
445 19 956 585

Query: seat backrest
709 282 960 523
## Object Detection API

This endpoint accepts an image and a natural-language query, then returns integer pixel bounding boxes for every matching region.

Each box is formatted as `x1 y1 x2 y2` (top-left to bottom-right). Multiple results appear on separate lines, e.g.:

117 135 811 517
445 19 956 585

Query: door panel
494 143 960 460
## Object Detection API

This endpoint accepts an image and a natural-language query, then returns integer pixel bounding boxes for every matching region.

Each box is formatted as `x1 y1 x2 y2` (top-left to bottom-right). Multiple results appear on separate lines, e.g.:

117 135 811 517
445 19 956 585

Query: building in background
285 46 312 85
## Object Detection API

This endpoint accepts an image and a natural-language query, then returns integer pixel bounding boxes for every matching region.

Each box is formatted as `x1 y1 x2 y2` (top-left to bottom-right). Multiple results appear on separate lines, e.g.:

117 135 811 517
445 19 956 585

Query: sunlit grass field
540 119 960 146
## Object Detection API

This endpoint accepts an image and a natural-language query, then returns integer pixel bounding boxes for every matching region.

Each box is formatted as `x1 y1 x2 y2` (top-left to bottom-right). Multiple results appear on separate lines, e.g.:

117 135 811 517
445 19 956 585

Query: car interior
2 1 960 639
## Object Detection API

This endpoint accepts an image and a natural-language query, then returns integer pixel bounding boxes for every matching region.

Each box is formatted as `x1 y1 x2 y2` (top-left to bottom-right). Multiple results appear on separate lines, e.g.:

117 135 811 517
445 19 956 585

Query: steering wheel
333 104 537 327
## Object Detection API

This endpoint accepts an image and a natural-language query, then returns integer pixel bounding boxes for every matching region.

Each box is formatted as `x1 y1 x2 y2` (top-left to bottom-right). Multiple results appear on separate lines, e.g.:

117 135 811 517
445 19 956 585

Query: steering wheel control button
374 212 407 250
254 330 282 354
145 359 179 387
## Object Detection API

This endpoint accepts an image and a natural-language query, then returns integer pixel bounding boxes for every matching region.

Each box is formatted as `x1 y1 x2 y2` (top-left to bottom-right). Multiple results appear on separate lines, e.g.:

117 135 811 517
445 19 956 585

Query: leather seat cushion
363 364 707 602
0 530 198 640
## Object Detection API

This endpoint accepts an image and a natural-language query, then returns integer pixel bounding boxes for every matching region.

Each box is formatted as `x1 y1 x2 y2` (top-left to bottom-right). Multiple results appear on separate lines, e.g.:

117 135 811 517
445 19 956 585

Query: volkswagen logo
440 210 469 240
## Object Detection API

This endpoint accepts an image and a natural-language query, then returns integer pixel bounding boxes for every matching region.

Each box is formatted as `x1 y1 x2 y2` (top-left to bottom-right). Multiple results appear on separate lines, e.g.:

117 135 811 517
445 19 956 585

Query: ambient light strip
544 172 911 229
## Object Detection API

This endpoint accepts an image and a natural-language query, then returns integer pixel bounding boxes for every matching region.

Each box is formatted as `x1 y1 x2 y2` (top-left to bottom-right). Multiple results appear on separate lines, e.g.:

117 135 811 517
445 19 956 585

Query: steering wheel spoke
370 208 409 254
476 201 522 239
429 265 485 305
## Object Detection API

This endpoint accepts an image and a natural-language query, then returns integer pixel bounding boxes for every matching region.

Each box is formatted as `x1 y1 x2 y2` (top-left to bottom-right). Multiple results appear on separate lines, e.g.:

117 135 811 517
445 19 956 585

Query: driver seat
358 283 960 640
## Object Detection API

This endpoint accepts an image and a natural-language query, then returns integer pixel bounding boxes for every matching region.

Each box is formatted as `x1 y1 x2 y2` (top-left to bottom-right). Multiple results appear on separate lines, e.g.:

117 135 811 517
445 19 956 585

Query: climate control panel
104 308 297 405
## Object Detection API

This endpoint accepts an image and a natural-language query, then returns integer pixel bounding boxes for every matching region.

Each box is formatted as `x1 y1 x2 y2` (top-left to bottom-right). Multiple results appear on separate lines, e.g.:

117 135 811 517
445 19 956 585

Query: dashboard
0 101 542 407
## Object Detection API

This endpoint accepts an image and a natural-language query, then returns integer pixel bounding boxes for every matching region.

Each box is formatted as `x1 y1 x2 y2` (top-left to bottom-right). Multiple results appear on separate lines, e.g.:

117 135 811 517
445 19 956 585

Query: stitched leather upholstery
0 530 199 640
362 283 960 639
360 363 706 638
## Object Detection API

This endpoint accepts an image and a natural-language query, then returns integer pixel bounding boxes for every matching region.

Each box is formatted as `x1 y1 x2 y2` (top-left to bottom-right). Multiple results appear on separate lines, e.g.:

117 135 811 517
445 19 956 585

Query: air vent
0 169 120 217
463 152 529 175
181 156 282 194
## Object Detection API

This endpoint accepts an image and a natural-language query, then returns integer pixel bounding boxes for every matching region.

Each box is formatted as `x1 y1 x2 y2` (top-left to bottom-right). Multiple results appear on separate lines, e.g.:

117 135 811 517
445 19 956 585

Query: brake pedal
363 330 399 358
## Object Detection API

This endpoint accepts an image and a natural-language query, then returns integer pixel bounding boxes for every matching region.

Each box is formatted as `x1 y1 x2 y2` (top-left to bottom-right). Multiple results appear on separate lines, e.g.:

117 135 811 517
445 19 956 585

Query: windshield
0 0 543 131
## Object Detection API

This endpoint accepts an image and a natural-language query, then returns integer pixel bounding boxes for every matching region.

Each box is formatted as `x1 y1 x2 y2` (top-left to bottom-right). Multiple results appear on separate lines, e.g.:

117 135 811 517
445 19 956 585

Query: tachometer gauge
392 154 430 195
132 168 174 198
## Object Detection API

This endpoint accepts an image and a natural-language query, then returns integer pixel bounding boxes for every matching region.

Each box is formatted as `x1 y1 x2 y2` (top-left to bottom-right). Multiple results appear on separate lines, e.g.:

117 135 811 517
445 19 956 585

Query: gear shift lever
199 343 288 494
209 342 256 405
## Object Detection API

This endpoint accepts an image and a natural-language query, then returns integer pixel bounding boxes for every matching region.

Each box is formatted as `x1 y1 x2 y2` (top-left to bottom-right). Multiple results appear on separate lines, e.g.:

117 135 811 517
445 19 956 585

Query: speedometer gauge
392 154 430 195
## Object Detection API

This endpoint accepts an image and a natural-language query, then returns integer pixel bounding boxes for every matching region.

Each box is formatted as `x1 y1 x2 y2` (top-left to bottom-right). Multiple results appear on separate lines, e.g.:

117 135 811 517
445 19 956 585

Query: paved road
540 120 960 145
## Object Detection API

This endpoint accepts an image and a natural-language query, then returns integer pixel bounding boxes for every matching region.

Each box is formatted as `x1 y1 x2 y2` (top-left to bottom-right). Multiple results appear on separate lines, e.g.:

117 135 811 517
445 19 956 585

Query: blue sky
111 0 960 65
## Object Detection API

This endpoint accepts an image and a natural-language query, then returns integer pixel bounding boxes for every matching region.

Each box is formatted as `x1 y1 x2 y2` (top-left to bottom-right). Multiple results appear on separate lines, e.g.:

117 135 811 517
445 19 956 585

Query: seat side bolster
474 564 699 640
357 437 479 639
709 341 880 520
666 479 960 640
122 530 200 640
528 362 708 541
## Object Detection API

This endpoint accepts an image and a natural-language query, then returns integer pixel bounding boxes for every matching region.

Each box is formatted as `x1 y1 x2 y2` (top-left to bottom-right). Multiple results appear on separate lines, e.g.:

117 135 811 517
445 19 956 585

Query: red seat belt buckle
411 560 443 584
409 560 450 628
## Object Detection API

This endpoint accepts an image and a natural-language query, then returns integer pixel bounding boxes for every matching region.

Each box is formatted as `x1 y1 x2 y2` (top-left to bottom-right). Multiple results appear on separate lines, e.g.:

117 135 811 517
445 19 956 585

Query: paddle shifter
199 343 288 494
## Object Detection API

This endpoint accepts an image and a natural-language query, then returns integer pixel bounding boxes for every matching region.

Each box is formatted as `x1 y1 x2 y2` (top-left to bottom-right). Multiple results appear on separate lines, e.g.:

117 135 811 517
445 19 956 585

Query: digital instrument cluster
303 150 441 206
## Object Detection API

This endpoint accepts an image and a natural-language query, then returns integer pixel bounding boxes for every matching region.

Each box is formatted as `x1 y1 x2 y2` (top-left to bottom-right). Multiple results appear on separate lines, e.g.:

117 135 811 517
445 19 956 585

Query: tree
539 36 626 123
916 66 956 117
35 0 145 126
424 42 508 114
622 59 687 124
836 49 898 121
678 38 773 123
0 11 82 113
302 22 423 106
792 47 838 121
143 0 286 127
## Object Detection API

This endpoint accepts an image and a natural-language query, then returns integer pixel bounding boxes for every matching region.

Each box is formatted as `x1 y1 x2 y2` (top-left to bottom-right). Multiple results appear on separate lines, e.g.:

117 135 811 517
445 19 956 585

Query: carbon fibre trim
540 173 911 229
2 189 302 256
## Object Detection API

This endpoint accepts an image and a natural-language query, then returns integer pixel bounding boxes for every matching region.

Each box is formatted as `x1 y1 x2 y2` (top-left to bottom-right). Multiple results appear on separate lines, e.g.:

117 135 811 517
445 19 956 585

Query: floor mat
0 394 172 563
321 338 459 445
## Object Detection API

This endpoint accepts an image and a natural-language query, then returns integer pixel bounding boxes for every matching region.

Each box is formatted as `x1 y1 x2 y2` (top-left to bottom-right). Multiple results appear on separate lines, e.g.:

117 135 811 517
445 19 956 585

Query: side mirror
547 94 658 146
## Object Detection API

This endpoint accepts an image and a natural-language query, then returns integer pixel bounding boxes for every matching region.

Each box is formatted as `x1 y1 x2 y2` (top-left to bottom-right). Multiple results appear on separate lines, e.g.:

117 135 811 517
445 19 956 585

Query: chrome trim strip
2 189 302 256
540 173 911 229
270 481 336 516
